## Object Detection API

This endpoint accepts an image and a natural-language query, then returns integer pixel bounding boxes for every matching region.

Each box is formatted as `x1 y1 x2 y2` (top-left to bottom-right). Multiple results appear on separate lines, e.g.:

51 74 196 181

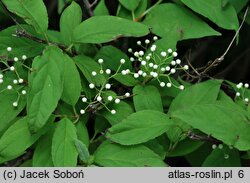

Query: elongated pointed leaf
119 0 141 11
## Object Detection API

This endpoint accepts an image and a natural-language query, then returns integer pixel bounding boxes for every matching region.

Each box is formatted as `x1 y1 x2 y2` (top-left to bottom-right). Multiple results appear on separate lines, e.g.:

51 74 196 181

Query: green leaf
74 139 90 163
60 1 82 45
181 0 239 30
0 117 46 163
52 118 78 167
106 110 173 145
94 141 166 167
61 55 81 105
2 0 48 35
74 55 106 86
28 46 65 133
100 101 134 125
0 90 26 135
32 129 54 167
73 16 149 44
119 0 141 11
172 101 250 151
227 0 248 13
0 25 45 58
169 80 222 114
76 121 89 147
143 3 220 42
133 85 163 112
94 0 109 16
202 146 241 167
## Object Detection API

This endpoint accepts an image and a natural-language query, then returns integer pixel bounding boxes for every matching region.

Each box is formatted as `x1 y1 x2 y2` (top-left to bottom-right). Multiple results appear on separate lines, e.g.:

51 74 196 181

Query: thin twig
90 0 98 8
82 0 94 17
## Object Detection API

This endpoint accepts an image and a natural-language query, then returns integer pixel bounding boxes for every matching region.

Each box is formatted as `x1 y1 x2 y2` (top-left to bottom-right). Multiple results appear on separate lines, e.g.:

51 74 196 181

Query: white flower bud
149 63 154 67
153 72 158 78
138 70 143 75
176 59 181 64
105 83 111 89
153 65 158 69
146 56 151 61
21 90 26 95
170 68 176 74
7 47 12 52
244 83 249 88
153 36 158 41
7 85 12 90
161 67 166 72
128 48 132 53
10 66 15 71
150 45 156 52
97 96 102 101
145 39 150 44
0 79 3 84
171 61 176 66
121 70 127 75
0 74 3 79
160 82 165 87
105 69 111 75
218 144 223 149
141 60 146 66
99 69 104 74
236 83 243 89
125 92 130 97
139 51 144 56
130 57 135 62
166 66 171 71
137 41 141 45
212 144 217 149
82 97 87 102
18 78 24 83
142 72 147 77
166 83 172 88
89 83 95 89
13 102 18 107
245 98 249 102
22 55 27 60
91 71 97 76
161 51 167 57
236 92 240 97
179 85 185 90
173 52 178 57
126 69 130 74
14 57 18 62
184 65 189 70
167 48 172 53
13 79 18 84
80 109 85 114
134 52 139 57
120 58 125 64
108 96 113 101
134 73 139 78
115 98 120 104
98 58 104 64
111 110 116 114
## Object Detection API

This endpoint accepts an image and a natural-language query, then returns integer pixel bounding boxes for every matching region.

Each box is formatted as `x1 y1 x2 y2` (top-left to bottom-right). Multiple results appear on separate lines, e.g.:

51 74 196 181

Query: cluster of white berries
127 37 188 90
235 82 249 103
0 47 27 107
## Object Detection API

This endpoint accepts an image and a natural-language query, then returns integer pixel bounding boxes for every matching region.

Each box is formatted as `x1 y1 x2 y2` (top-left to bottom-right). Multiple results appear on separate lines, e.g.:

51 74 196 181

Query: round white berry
120 58 125 64
179 85 185 90
245 98 249 102
105 83 111 89
21 90 26 95
115 98 120 104
150 45 156 52
125 92 130 97
153 65 158 69
134 73 139 78
130 57 135 62
139 51 144 56
153 36 158 41
145 39 150 44
167 48 173 53
236 92 240 97
97 96 102 102
137 41 141 45
167 83 172 88
149 63 154 67
10 66 15 71
173 52 178 57
22 55 27 60
128 48 132 53
121 70 127 75
12 102 18 107
146 56 151 61
161 51 167 57
80 109 85 114
138 70 143 75
184 65 189 70
98 58 104 64
170 68 176 74
141 60 146 66
7 47 12 52
89 83 95 89
13 79 18 84
14 57 18 62
171 61 176 66
82 97 87 102
108 96 113 101
160 82 165 87
176 59 181 64
244 83 249 88
7 85 12 90
165 66 171 71
91 71 97 76
105 69 111 75
18 78 24 83
111 110 116 114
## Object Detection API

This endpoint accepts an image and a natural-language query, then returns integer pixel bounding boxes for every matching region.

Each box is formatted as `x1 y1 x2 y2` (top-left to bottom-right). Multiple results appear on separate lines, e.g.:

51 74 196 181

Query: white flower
82 97 87 102
139 51 144 56
21 90 26 95
161 51 167 57
141 60 146 66
137 41 141 45
22 55 27 60
98 58 104 64
170 68 176 74
105 83 111 89
115 98 120 104
80 109 85 114
171 61 176 66
105 69 111 75
150 45 156 52
89 83 95 89
149 63 154 67
128 48 133 53
173 52 178 57
0 74 3 79
236 83 243 89
125 92 130 97
176 59 181 64
236 92 240 97
134 73 139 78
138 70 143 75
18 78 24 83
165 66 171 71
97 96 102 102
146 56 151 60
13 79 18 84
120 58 125 64
245 98 249 102
108 96 113 101
7 47 12 52
12 102 18 107
121 70 127 75
134 52 139 57
111 110 116 114
145 39 150 44
153 36 158 41
14 57 18 62
244 83 249 88
167 83 172 88
7 85 12 90
153 65 158 69
160 82 165 87
184 65 189 70
130 57 135 62
179 85 185 90
10 66 15 71
91 71 97 76
167 48 172 53
142 72 147 77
